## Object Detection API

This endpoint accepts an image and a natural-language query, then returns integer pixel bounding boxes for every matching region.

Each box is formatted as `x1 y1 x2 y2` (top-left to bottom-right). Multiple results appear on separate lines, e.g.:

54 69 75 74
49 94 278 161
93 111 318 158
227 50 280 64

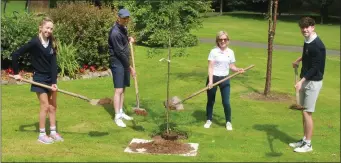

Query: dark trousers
206 76 231 123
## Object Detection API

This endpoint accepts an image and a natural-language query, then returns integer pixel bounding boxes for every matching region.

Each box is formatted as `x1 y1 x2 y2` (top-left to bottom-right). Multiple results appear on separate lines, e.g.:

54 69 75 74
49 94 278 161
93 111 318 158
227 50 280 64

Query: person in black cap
108 8 135 128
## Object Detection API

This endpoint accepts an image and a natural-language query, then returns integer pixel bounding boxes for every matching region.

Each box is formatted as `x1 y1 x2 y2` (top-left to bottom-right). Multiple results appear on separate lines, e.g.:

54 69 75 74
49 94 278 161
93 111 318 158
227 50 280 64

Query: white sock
50 126 56 135
303 136 306 141
305 139 311 144
39 128 46 137
115 113 121 120
120 108 123 114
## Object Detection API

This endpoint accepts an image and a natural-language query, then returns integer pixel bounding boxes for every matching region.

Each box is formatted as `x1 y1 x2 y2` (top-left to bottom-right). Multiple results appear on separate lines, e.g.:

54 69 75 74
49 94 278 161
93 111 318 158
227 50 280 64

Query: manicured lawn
193 12 340 50
1 1 27 15
2 43 340 162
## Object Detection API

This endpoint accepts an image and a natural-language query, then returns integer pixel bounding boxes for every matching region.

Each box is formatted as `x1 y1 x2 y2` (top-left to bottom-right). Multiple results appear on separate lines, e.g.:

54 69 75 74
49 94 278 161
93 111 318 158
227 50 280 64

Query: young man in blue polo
108 9 136 128
290 16 326 153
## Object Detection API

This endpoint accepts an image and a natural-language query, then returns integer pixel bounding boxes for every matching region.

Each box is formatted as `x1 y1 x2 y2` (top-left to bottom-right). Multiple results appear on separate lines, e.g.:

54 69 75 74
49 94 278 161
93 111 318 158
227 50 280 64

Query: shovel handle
294 66 300 104
130 42 140 108
8 75 91 101
175 64 255 105
294 66 298 83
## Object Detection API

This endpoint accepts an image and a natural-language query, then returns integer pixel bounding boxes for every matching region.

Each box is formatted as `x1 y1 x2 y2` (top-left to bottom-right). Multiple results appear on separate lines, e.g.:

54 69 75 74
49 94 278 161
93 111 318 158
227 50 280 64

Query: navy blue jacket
300 36 326 81
11 36 58 84
108 22 130 69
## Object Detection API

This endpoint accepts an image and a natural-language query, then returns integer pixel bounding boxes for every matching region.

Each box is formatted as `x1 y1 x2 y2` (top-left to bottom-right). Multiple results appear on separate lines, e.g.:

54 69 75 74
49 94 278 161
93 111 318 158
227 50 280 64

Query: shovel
167 64 255 110
130 43 148 116
289 66 305 110
9 75 100 105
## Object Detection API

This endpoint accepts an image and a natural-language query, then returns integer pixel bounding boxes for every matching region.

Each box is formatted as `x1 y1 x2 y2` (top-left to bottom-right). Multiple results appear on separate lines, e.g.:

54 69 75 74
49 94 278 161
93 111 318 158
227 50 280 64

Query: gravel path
199 38 340 56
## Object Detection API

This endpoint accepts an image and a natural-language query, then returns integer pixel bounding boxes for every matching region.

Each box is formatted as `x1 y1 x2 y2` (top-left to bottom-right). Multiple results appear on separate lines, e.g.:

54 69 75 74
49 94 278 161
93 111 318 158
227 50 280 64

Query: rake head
289 104 305 110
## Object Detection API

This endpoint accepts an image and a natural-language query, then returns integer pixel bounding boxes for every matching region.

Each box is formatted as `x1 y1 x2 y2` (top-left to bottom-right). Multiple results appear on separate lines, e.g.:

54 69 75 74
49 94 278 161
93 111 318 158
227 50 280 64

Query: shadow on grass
235 68 263 93
150 122 191 139
253 124 297 157
101 102 145 132
18 121 109 137
173 69 207 82
192 110 226 127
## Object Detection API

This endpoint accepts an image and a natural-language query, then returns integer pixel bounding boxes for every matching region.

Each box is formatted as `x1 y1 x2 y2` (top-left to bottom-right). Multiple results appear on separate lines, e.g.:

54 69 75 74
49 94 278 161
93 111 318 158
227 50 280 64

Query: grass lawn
193 12 340 50
2 43 340 162
1 1 27 16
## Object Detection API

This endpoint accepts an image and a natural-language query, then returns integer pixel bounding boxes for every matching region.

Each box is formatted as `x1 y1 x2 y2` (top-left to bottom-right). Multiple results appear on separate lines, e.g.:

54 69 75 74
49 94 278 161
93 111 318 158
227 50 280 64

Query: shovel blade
133 107 148 116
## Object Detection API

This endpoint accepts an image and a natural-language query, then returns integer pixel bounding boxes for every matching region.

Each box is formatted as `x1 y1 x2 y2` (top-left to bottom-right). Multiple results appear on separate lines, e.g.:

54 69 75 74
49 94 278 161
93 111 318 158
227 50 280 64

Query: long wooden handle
294 67 300 104
294 66 298 84
130 43 140 108
9 75 90 101
175 65 255 105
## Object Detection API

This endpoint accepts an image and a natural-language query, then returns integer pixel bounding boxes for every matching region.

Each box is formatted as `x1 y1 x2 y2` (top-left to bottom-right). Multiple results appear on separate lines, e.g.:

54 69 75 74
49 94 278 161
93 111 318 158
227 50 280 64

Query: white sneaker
114 118 126 128
294 142 313 153
226 122 233 131
204 120 212 128
121 113 133 120
289 139 304 148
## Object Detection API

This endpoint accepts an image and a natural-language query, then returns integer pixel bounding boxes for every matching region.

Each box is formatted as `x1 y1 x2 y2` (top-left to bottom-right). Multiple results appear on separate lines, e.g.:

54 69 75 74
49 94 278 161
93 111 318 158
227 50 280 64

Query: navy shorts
110 64 130 88
31 73 52 94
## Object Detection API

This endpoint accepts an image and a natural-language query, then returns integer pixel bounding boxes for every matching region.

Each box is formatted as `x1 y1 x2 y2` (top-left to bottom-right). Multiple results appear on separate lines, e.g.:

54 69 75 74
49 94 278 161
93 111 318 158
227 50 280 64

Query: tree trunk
3 0 7 13
320 5 328 24
166 35 171 134
264 0 278 96
220 0 223 15
25 0 29 12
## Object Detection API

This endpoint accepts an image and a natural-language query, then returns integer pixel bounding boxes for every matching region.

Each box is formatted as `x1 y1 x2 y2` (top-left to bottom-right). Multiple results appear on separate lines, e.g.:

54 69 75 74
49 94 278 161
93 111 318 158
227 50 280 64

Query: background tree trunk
220 0 223 15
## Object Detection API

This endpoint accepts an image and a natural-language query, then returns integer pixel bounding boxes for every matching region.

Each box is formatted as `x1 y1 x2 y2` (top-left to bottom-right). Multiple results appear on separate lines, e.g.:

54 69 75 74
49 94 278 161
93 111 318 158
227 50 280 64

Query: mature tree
116 0 211 48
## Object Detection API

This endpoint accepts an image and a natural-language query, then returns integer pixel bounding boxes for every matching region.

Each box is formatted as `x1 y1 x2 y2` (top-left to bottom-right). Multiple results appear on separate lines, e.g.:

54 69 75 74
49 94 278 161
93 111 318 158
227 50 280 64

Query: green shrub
56 41 79 78
49 2 127 68
1 2 136 71
1 13 39 68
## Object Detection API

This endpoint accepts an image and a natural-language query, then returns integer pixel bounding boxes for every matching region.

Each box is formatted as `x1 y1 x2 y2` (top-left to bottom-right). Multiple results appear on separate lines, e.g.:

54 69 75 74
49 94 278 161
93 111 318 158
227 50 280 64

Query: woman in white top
204 31 244 131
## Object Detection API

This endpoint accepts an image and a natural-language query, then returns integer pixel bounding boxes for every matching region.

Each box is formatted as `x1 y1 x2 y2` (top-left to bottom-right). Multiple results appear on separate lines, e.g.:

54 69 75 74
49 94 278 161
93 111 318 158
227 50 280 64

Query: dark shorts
110 64 130 88
31 73 52 94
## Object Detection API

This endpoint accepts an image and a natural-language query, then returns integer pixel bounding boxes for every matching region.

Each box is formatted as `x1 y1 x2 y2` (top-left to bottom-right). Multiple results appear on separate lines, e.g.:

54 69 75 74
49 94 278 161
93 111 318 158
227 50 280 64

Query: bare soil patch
241 91 294 102
128 131 193 154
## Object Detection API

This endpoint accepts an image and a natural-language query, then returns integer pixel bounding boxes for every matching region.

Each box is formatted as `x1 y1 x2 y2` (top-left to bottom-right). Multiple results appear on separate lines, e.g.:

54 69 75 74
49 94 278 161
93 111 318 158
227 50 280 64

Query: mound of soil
97 98 112 105
241 91 293 102
128 131 192 154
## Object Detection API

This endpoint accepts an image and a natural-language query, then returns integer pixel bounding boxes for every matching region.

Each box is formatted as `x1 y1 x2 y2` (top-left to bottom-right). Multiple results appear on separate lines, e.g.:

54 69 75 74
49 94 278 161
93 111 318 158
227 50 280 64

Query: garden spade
130 43 148 116
166 64 255 110
289 66 305 110
9 75 101 106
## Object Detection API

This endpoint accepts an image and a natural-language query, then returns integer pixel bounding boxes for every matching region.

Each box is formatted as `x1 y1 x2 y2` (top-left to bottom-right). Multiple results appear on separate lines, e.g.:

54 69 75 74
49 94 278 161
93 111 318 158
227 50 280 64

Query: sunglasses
218 38 229 42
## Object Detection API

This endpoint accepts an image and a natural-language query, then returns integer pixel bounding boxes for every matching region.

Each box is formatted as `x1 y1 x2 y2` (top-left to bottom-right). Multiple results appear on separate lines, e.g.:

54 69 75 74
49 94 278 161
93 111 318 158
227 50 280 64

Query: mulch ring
241 91 294 102
128 131 193 154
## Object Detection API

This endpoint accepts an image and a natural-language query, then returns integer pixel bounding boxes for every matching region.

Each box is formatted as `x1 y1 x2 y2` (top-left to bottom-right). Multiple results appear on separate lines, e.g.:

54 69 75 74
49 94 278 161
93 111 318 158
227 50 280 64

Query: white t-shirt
208 47 236 76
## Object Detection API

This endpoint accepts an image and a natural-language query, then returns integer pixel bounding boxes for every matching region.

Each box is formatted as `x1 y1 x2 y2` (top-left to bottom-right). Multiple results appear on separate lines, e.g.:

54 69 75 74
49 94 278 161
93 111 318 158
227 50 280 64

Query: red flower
6 68 14 75
89 65 96 72
79 68 85 73
83 64 89 69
